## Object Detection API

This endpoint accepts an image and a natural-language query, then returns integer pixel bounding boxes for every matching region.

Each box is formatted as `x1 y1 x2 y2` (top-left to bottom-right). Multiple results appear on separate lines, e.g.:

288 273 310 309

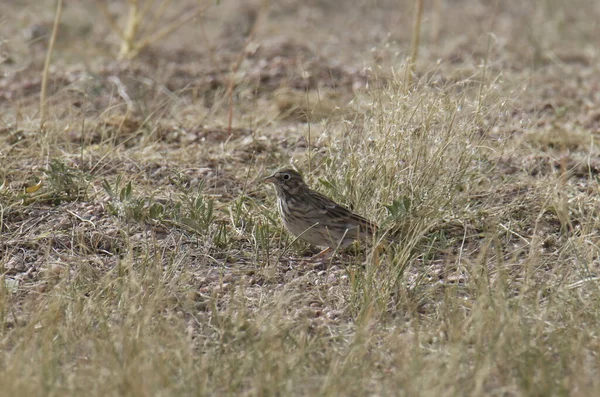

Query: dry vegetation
2 0 600 395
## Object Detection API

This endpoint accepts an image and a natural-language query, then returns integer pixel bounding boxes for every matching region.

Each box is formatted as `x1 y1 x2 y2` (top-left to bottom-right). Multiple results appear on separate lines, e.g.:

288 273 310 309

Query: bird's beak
263 175 276 184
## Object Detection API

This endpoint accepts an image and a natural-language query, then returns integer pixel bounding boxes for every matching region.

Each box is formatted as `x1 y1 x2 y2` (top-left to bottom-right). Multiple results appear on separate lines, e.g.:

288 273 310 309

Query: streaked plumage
264 168 377 248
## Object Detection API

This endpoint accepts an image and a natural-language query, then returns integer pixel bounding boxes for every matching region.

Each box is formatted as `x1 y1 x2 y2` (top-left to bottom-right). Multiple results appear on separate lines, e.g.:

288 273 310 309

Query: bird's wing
308 190 378 234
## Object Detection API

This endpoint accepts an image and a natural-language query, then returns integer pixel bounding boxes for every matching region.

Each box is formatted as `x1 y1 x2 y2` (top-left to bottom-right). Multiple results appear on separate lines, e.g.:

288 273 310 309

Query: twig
406 0 423 90
94 0 125 39
40 0 63 128
108 76 135 112
431 0 442 43
119 0 140 59
131 6 205 58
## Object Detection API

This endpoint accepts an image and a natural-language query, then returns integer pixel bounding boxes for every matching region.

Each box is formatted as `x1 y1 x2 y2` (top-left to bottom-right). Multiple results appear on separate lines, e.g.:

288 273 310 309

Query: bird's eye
282 173 290 180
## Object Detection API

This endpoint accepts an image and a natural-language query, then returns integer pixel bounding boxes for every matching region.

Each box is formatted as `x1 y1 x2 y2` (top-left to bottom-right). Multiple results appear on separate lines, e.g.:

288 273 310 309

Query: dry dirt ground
2 0 600 396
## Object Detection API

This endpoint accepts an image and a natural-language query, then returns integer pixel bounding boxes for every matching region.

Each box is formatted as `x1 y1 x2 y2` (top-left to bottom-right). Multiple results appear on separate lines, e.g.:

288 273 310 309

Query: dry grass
2 0 600 396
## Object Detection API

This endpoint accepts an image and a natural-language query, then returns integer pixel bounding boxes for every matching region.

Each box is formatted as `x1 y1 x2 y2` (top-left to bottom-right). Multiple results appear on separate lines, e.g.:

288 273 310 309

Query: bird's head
264 168 307 197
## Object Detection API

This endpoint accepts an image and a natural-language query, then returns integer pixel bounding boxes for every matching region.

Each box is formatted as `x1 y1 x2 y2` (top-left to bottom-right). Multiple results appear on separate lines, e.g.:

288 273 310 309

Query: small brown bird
264 168 378 254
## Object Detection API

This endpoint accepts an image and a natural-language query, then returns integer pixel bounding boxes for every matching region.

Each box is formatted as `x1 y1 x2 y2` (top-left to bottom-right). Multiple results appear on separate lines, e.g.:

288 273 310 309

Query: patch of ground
2 0 600 395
